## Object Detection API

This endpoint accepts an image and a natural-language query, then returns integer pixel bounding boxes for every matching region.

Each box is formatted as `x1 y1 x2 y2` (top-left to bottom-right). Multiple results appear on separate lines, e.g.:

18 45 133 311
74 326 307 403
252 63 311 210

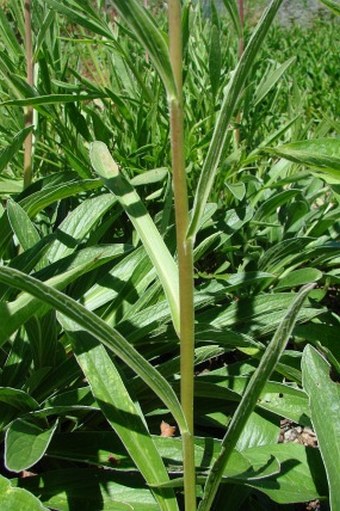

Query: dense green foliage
0 0 339 510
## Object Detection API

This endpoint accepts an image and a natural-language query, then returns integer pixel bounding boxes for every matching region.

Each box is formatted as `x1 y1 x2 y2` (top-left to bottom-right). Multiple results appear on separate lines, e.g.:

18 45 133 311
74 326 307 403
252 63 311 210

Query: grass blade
221 0 242 36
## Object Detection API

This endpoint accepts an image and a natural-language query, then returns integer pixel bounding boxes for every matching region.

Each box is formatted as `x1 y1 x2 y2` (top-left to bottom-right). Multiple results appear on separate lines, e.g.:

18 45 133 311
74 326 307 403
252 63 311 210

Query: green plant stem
168 1 196 510
198 283 315 511
24 0 33 189
235 0 244 146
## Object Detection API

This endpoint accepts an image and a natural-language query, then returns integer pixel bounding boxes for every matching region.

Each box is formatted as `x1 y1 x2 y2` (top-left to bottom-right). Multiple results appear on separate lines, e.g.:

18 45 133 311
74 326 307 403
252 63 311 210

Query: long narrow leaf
0 93 106 107
264 138 340 183
198 283 314 511
0 245 129 345
319 0 340 15
67 329 179 511
90 141 180 335
0 266 187 433
0 127 32 173
188 0 284 240
111 0 177 98
221 0 242 36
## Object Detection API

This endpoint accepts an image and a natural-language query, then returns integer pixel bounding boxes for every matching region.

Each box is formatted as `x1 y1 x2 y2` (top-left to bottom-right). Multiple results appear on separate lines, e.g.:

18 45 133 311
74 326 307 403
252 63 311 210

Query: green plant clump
0 1 339 510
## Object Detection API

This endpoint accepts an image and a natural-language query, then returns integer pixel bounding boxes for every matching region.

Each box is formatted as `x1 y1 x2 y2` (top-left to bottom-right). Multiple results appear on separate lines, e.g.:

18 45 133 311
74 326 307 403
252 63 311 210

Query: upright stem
235 0 245 146
168 1 196 510
144 0 149 63
238 0 245 56
24 0 33 188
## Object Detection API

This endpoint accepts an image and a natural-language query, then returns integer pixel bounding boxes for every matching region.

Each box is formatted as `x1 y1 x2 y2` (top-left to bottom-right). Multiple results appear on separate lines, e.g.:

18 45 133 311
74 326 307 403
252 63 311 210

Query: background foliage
0 0 339 510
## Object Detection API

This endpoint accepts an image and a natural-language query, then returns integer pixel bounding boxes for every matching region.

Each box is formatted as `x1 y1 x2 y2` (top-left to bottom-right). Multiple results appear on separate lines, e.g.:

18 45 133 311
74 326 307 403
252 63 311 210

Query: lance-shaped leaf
0 244 130 346
66 328 179 511
198 284 314 511
302 345 340 511
5 419 59 473
264 138 340 183
90 141 180 336
111 0 177 98
188 0 284 240
0 266 187 434
221 0 242 36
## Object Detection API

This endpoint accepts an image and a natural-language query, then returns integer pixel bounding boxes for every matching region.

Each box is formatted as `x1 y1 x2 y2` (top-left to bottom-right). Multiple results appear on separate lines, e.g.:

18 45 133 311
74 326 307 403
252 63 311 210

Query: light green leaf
36 0 114 40
110 0 176 98
7 200 41 252
46 193 116 262
0 266 187 433
253 57 296 106
5 419 58 472
130 167 168 186
0 174 101 257
0 244 130 346
243 443 328 503
265 138 340 183
302 345 340 511
0 93 106 107
0 475 48 511
188 0 284 240
67 329 178 511
90 141 180 336
0 177 23 195
225 182 246 201
275 268 323 290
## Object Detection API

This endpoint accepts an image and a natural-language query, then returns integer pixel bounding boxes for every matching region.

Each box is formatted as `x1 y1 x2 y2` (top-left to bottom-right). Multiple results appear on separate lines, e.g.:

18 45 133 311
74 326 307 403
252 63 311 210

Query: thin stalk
235 0 244 146
168 1 196 510
24 0 34 188
238 0 245 56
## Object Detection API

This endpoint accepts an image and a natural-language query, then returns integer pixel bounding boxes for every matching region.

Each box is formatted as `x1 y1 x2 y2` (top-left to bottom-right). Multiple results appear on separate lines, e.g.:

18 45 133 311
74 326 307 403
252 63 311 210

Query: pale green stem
168 1 196 510
235 0 244 146
24 0 33 188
